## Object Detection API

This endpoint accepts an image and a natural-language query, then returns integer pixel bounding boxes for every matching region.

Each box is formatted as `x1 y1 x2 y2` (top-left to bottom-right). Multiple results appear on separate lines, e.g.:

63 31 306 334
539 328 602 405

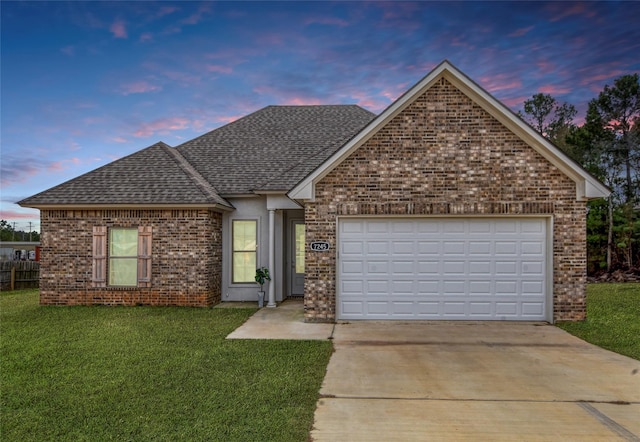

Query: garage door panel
367 241 389 254
495 241 517 255
522 280 544 294
522 241 544 254
469 261 491 274
443 241 465 254
443 260 465 274
417 280 440 293
418 260 440 274
338 218 548 321
443 302 466 315
469 280 492 293
443 221 465 233
392 261 414 273
443 280 466 294
392 280 415 293
469 241 491 255
341 260 363 275
366 221 389 234
418 241 439 254
392 241 414 254
367 261 388 274
366 280 389 293
495 302 518 316
522 261 544 274
342 240 364 254
469 302 492 316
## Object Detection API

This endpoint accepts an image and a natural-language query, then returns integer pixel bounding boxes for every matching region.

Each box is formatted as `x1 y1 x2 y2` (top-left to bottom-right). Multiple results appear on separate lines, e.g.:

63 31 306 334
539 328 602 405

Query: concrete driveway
311 321 640 441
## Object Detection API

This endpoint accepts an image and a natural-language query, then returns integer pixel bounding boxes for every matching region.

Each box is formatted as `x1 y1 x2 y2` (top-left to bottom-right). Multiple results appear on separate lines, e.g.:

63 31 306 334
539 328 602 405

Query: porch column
267 208 276 308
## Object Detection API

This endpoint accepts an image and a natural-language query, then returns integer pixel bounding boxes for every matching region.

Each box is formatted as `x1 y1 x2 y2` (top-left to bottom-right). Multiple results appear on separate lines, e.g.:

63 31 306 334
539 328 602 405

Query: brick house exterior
39 209 222 306
302 77 587 322
20 61 608 322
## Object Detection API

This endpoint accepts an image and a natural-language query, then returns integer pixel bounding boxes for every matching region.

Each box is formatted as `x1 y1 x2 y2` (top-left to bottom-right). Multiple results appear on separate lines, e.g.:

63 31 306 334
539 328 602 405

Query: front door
289 220 305 296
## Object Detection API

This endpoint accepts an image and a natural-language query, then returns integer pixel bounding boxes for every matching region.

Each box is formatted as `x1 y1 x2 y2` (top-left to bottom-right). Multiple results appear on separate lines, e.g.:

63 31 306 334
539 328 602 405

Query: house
19 61 609 322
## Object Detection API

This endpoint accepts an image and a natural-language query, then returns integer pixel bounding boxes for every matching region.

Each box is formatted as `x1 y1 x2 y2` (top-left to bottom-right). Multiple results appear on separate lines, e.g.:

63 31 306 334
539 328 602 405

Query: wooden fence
0 261 40 291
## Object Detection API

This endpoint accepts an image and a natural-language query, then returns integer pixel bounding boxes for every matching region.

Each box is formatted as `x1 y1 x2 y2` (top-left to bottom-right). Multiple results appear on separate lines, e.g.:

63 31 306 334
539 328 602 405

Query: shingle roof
19 105 375 208
19 142 232 208
177 105 375 194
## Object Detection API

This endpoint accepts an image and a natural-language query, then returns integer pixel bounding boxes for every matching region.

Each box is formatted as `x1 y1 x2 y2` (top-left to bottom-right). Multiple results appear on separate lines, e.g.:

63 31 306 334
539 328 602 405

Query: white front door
338 217 549 321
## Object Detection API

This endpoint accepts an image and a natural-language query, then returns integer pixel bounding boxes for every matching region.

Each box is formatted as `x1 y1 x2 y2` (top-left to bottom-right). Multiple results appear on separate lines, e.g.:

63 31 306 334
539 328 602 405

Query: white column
267 209 276 308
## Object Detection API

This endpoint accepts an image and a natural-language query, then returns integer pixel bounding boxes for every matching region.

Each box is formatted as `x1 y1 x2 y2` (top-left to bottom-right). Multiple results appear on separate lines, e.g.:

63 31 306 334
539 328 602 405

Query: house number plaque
310 241 330 251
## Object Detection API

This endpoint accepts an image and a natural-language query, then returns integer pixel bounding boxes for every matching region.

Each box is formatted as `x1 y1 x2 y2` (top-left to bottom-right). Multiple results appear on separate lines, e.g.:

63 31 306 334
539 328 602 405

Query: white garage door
338 218 548 321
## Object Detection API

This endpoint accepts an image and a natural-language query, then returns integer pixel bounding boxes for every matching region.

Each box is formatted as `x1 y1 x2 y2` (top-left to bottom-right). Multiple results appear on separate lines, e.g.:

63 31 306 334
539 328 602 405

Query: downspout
267 209 276 308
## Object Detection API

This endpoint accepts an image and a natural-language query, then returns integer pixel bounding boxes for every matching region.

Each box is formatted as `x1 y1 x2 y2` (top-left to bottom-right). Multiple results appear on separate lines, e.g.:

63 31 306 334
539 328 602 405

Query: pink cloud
133 117 190 137
547 2 597 22
282 97 325 106
538 85 571 95
206 64 233 74
112 136 128 143
181 3 211 25
536 59 556 75
0 209 40 220
118 81 161 95
501 95 529 110
214 115 243 125
139 33 153 42
479 74 522 93
156 6 179 18
579 70 627 87
110 19 127 39
508 26 534 38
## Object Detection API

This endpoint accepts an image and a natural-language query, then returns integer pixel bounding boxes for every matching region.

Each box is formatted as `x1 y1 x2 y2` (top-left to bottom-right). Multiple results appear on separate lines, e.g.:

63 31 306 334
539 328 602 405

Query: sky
1 1 639 233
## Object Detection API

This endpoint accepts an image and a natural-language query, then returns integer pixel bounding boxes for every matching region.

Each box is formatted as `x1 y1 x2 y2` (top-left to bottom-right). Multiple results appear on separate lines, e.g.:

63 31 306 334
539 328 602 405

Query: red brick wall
304 78 587 322
39 209 222 306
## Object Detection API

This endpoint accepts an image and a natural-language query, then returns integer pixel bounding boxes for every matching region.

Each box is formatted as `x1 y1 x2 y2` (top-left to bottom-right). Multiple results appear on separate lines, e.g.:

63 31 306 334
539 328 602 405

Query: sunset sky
2 1 639 233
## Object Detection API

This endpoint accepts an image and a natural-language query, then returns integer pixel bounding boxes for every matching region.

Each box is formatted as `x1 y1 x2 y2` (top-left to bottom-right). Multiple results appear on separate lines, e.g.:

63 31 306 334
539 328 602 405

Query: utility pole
28 222 32 242
12 222 16 241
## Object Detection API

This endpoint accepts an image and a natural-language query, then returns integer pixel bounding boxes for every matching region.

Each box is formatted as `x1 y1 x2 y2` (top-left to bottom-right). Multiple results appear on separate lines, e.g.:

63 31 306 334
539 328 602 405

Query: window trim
109 227 138 287
231 219 258 284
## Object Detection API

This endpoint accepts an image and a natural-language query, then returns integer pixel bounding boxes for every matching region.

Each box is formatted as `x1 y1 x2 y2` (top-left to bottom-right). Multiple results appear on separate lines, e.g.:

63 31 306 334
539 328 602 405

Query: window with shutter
92 226 152 288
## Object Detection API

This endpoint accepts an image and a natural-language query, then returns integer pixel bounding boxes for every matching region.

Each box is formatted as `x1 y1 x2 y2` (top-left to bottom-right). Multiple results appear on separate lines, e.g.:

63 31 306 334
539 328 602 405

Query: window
232 220 257 283
109 228 138 286
92 226 152 288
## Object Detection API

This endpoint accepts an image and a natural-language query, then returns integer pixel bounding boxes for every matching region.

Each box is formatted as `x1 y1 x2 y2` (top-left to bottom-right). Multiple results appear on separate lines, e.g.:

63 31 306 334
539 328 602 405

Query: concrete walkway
226 299 333 340
228 304 640 441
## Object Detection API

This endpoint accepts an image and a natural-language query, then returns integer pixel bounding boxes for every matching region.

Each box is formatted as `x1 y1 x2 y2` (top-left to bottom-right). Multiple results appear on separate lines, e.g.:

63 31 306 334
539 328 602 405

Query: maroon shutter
92 226 107 287
137 226 152 287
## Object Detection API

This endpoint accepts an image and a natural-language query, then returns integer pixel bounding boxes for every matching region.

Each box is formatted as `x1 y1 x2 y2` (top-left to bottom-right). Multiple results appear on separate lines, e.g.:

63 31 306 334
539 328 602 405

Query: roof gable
288 61 610 201
19 142 232 209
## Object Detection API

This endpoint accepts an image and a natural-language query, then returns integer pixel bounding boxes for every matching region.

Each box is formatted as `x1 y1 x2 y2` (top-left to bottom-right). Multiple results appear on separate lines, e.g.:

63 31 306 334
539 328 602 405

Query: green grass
1 290 333 441
557 282 640 360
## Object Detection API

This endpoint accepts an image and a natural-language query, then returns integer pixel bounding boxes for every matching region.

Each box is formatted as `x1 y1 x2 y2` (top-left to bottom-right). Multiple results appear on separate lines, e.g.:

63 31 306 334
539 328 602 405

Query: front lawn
1 290 333 441
557 282 640 360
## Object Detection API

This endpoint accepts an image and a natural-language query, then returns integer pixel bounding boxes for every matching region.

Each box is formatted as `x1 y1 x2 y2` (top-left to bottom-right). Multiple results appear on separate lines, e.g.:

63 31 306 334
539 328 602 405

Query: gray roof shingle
19 142 232 207
177 105 375 194
19 105 375 207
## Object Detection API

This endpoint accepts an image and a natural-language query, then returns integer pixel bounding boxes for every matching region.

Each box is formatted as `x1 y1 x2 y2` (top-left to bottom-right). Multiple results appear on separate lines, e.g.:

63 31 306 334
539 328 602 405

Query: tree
588 73 640 203
519 93 577 152
0 220 40 242
582 74 640 271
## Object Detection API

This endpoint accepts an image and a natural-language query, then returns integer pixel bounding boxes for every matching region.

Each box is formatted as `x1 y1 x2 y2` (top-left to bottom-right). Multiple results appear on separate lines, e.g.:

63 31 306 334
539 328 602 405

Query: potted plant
255 267 271 307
